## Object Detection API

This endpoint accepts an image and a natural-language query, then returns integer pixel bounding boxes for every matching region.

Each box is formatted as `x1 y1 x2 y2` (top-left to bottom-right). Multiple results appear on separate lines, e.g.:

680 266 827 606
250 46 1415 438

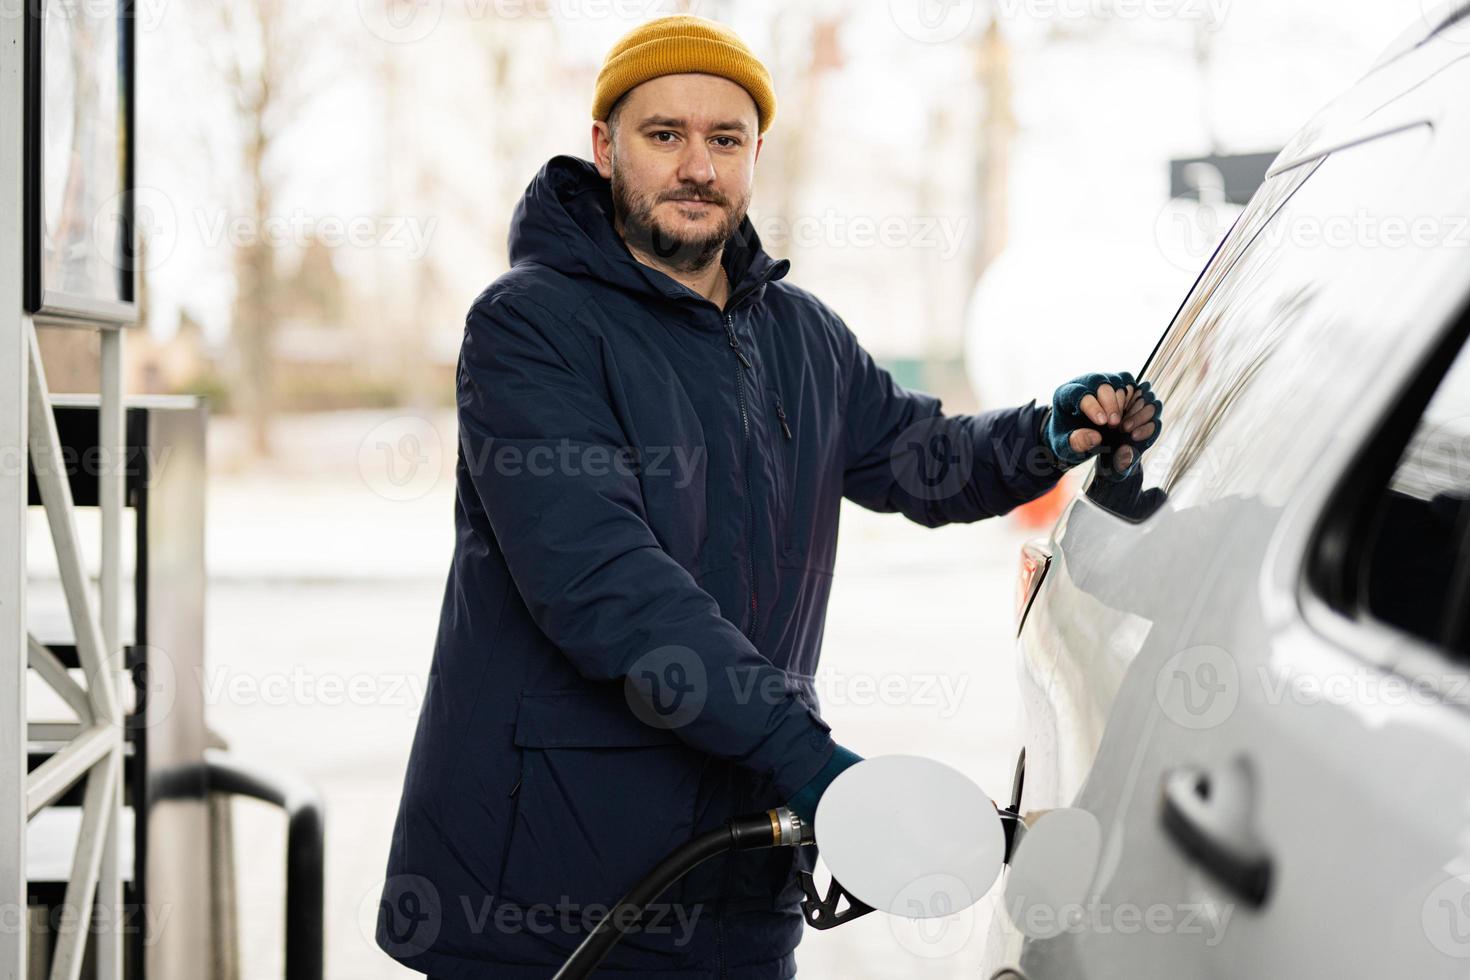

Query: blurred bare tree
971 16 1014 287
279 231 346 326
194 0 342 457
762 10 846 235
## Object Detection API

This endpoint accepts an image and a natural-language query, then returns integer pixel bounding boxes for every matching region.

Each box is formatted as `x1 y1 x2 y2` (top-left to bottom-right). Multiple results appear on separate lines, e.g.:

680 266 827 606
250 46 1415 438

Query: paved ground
199 409 1046 979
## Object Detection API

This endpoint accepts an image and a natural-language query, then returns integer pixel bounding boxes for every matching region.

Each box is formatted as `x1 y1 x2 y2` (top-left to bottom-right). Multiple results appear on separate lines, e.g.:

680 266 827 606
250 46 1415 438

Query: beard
610 160 750 275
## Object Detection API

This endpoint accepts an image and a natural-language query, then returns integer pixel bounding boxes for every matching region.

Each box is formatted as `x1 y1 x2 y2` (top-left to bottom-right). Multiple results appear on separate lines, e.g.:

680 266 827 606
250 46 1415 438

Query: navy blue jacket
378 155 1063 979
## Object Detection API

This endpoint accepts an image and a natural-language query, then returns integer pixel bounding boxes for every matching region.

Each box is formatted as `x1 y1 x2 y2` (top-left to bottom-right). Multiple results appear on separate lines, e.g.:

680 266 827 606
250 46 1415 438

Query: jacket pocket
496 688 703 919
763 385 798 557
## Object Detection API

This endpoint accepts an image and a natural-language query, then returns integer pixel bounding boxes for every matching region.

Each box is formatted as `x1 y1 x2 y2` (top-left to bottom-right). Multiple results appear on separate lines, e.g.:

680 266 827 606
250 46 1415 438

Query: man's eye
652 131 678 143
712 137 738 148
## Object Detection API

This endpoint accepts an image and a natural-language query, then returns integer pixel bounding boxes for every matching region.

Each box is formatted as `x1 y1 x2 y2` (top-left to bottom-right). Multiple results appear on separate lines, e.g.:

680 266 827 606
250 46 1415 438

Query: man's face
593 73 762 275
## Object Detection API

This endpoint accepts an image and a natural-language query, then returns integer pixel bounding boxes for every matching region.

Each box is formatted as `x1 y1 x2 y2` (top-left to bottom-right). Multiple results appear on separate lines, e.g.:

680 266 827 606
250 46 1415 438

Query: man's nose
674 139 717 186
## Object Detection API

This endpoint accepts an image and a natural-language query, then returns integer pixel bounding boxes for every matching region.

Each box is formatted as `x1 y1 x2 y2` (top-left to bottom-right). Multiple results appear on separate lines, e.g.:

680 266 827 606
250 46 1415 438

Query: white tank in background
963 223 1206 411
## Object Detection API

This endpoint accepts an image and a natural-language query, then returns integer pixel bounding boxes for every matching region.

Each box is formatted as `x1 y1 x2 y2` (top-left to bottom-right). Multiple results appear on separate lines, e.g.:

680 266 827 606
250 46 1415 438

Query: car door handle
1160 758 1273 907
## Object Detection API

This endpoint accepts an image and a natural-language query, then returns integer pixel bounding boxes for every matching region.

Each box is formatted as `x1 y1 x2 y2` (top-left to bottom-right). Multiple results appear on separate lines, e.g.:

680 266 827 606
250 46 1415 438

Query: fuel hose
552 806 808 980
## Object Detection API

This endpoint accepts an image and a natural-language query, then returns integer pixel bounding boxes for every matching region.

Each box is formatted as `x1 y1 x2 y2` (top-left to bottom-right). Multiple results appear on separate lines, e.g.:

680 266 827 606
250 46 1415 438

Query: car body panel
982 27 1470 980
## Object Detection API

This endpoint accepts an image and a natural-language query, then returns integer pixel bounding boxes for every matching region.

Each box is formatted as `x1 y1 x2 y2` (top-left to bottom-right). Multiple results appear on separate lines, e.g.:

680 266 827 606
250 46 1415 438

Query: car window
1353 336 1470 656
1081 155 1321 521
1083 123 1442 522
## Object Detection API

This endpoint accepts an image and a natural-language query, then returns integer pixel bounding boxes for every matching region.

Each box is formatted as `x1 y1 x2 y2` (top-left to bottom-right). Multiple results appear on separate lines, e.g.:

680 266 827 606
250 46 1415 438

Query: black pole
206 754 325 980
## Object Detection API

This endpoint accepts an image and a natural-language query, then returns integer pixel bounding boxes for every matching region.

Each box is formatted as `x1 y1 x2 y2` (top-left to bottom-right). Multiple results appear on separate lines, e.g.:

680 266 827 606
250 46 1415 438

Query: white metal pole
95 326 125 980
0 0 30 974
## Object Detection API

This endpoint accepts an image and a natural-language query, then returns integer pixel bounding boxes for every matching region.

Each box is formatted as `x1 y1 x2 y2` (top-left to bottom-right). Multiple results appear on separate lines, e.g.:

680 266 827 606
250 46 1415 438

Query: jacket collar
508 154 790 315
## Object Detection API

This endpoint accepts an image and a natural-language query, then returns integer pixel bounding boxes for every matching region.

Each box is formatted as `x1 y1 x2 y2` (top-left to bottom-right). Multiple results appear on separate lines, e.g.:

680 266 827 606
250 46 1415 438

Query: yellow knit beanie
592 15 776 136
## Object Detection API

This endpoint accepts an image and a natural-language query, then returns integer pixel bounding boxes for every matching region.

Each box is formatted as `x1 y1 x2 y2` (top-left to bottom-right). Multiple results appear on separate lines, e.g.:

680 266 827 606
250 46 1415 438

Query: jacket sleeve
835 313 1065 526
457 292 837 799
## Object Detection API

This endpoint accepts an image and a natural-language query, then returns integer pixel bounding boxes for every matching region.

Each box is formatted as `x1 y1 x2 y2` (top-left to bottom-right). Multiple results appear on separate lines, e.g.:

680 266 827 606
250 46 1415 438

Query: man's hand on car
1041 371 1163 480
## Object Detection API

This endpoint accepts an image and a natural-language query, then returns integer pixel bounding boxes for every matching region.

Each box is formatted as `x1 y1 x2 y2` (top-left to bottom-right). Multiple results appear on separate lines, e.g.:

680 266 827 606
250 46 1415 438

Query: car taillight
1016 539 1052 635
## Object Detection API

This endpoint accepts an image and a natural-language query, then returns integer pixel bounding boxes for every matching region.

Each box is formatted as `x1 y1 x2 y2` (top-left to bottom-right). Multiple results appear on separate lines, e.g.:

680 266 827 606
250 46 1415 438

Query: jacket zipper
774 397 792 440
725 312 758 638
720 298 759 977
716 914 728 980
773 395 794 554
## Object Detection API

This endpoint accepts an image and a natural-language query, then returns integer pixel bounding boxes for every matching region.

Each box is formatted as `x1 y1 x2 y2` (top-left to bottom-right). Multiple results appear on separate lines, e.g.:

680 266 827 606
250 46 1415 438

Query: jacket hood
506 154 790 312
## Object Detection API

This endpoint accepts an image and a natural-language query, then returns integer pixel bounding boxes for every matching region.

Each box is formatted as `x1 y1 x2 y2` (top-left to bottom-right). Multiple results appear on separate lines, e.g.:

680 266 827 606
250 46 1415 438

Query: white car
984 5 1470 978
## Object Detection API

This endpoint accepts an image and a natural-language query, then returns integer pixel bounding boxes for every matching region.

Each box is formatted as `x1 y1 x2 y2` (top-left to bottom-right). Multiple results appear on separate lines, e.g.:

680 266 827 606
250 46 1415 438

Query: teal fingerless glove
1042 370 1163 480
1042 370 1135 468
786 744 863 826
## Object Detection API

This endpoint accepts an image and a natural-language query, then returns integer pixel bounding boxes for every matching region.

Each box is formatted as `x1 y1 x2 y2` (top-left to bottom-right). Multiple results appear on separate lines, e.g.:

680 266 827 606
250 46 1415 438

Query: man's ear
754 135 763 165
591 121 614 178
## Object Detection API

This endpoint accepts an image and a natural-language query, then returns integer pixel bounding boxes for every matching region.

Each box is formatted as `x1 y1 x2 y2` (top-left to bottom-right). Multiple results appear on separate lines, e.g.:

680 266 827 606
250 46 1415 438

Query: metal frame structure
3 5 131 978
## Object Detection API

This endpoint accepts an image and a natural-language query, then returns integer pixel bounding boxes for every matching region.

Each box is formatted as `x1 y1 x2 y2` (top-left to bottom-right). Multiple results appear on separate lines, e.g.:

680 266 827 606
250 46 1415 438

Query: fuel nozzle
727 806 812 852
774 805 814 846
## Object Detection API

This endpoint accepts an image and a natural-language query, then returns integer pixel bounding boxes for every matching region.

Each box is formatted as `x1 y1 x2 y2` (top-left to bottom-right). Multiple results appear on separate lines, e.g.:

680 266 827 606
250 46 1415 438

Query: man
378 14 1161 979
